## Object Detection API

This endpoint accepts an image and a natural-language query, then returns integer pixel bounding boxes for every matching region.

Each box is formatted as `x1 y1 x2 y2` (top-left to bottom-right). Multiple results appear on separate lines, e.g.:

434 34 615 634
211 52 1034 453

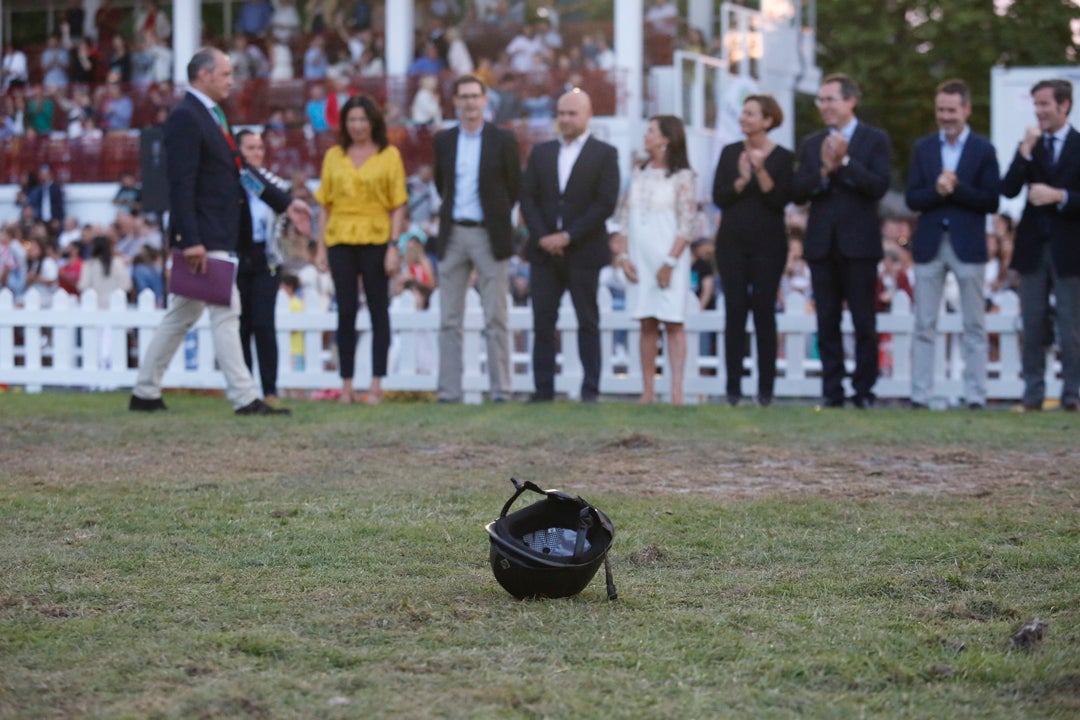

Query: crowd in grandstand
0 0 1059 408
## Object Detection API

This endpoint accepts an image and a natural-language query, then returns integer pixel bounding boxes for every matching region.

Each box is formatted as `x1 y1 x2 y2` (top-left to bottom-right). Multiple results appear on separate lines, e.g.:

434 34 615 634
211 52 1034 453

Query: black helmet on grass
485 478 617 600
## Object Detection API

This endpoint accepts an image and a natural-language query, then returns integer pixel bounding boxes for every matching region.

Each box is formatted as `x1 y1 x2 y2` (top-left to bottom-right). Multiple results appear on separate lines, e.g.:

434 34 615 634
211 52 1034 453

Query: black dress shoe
235 399 291 416
852 393 875 409
967 402 985 411
1063 401 1079 412
726 395 741 407
756 395 772 407
910 401 928 410
822 397 844 408
129 395 167 412
527 393 554 403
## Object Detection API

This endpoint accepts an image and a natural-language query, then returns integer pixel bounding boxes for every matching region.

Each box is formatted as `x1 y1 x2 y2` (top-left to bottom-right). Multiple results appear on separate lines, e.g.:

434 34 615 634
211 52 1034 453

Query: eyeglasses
455 93 484 101
815 95 843 106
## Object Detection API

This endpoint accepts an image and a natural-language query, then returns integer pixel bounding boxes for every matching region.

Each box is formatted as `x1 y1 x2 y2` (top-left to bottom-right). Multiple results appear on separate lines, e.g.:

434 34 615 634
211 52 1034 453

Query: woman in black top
712 94 793 406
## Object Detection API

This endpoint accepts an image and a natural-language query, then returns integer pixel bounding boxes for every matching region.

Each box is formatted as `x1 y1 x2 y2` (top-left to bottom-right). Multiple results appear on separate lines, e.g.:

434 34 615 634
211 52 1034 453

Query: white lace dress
617 165 698 323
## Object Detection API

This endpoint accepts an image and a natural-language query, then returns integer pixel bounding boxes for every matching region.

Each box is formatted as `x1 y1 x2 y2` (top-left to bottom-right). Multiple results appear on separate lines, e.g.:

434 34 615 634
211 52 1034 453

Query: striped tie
211 105 229 133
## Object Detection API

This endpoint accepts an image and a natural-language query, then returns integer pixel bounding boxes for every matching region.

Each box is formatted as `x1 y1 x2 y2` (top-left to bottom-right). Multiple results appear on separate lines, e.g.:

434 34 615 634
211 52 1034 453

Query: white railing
0 286 1058 405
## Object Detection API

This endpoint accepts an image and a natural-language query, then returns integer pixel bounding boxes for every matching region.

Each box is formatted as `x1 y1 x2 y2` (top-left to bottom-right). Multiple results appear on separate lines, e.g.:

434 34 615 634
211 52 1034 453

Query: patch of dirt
5 432 1078 502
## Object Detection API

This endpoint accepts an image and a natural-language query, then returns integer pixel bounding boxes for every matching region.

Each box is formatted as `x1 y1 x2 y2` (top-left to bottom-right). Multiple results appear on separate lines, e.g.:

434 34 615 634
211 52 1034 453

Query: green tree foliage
802 0 1080 187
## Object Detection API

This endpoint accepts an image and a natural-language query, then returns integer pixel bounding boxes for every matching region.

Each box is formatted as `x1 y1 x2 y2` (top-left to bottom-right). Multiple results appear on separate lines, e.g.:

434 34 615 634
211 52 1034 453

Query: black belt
453 219 484 228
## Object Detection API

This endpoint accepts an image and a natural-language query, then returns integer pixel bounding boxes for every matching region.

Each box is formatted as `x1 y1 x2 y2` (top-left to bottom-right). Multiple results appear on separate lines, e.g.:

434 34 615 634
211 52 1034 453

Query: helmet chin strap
604 556 618 601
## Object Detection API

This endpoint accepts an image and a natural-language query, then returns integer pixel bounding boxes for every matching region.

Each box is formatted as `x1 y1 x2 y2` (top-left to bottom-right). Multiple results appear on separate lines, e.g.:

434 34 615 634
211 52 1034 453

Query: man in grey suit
129 47 309 415
905 79 1001 410
431 74 521 403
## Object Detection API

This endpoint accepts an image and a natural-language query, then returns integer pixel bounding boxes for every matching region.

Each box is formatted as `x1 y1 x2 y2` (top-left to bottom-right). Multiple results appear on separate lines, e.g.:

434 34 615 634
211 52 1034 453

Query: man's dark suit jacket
431 123 521 260
27 182 65 224
792 121 892 261
1001 126 1080 277
519 135 620 270
905 131 1001 264
165 92 290 253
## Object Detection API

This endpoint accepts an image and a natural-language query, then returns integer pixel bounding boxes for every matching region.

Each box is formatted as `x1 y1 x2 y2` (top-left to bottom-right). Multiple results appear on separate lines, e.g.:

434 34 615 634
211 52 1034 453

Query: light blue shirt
452 124 484 223
939 125 970 172
247 191 273 244
833 117 858 143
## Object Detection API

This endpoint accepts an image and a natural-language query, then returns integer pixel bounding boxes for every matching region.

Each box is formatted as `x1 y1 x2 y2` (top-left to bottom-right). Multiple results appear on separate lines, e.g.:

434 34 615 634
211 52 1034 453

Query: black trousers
237 248 280 397
716 246 786 400
328 243 390 380
808 255 879 403
530 260 601 399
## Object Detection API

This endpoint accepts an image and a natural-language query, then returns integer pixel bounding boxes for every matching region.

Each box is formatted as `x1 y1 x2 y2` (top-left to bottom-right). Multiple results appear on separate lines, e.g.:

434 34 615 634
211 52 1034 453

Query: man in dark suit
905 79 1001 410
1001 78 1080 412
792 73 892 408
431 74 521 403
130 47 309 415
520 88 619 402
26 164 65 236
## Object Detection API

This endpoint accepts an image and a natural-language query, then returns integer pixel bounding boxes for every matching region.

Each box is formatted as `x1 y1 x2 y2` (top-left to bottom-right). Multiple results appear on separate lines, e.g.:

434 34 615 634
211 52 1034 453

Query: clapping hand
820 134 842 175
936 169 957 196
737 150 753 182
746 146 768 172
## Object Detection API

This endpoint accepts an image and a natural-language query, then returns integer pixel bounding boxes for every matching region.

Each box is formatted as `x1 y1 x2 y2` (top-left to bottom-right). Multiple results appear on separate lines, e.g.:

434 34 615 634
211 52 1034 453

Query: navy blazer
165 92 290 253
905 130 1001 264
792 121 892 261
431 122 521 261
1001 126 1080 277
519 135 620 270
27 182 65 224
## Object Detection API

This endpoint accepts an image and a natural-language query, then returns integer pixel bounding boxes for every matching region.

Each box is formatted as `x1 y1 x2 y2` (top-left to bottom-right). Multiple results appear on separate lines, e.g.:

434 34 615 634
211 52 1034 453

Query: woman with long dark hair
314 95 408 404
711 94 793 406
611 115 697 404
78 233 131 377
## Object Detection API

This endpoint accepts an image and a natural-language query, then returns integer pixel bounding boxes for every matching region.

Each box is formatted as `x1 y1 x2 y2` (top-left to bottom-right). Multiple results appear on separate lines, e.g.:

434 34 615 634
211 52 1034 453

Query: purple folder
168 249 238 306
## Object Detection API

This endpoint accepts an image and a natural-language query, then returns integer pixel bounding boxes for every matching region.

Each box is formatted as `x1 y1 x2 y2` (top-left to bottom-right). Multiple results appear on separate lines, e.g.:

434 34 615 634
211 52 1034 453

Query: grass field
1 392 1078 719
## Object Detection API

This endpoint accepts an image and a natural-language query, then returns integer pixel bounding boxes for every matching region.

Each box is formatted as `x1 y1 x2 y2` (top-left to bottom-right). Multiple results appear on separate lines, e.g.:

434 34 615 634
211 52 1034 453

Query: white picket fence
0 286 1059 404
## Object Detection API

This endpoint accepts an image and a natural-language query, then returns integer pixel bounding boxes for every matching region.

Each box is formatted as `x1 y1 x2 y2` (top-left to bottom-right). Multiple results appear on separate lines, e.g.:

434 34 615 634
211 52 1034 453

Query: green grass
1 392 1078 719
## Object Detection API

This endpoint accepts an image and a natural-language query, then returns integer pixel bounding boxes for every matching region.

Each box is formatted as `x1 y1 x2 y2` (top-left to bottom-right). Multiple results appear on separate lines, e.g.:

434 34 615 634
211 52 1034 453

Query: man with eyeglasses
1001 78 1080 412
793 73 892 409
432 74 522 403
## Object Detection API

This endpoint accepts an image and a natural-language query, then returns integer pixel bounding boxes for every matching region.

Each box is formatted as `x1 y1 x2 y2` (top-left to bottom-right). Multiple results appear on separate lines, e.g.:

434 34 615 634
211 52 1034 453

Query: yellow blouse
314 144 408 247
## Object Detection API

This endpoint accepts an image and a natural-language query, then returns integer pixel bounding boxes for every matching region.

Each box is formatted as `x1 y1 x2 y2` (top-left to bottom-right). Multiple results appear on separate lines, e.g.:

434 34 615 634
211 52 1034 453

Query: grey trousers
912 236 987 405
1019 244 1080 406
133 253 260 410
437 225 511 401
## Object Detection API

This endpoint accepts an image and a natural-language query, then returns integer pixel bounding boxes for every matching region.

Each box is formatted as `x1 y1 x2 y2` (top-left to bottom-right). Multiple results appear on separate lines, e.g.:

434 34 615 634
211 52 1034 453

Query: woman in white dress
612 115 697 404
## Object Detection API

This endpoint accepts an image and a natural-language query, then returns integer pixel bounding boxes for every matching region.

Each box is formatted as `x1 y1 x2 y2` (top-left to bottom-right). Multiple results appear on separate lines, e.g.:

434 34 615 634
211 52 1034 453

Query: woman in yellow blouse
315 95 408 404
